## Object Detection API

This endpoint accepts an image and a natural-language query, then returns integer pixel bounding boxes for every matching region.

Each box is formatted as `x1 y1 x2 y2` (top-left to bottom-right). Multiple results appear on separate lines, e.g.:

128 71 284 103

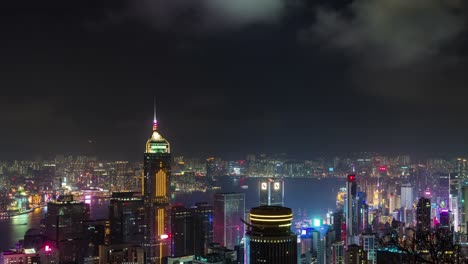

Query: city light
313 218 321 227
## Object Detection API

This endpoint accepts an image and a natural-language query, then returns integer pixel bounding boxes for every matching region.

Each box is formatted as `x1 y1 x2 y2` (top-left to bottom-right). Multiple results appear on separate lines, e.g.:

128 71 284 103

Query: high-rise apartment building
259 179 284 206
171 205 194 256
193 202 214 256
109 192 144 245
360 235 376 264
331 242 345 264
213 193 245 250
44 195 85 264
346 174 358 246
416 197 431 239
457 158 467 180
143 108 171 263
346 244 367 264
245 206 297 264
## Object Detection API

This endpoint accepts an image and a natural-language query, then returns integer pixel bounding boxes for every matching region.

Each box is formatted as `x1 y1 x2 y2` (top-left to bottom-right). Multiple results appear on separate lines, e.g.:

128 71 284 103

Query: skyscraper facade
346 174 358 246
171 205 194 257
259 179 284 206
109 192 144 245
400 184 413 210
416 197 431 239
192 202 214 256
213 193 245 250
44 195 85 264
331 242 345 264
143 111 171 263
245 206 297 264
457 158 467 180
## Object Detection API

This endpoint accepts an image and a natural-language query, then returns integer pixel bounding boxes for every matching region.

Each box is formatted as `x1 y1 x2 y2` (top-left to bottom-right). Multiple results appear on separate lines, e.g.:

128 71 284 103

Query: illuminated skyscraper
345 174 358 246
213 193 245 250
400 184 413 210
259 179 284 206
143 105 171 263
416 197 431 239
245 206 297 264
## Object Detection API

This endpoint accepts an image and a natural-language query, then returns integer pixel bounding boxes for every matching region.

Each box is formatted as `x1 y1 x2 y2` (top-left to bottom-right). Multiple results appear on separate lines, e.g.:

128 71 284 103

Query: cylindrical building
246 206 297 264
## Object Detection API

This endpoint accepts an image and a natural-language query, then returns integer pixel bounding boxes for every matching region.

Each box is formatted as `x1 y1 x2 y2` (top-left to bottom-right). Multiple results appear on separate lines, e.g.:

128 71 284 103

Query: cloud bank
302 0 468 102
129 0 287 32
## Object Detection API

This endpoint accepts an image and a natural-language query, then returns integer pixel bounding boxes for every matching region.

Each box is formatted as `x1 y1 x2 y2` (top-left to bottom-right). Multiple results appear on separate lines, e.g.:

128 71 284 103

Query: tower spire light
153 97 158 131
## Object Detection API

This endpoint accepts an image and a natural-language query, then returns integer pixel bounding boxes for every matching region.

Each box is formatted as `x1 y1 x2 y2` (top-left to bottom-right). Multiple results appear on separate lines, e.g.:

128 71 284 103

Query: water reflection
1 208 45 250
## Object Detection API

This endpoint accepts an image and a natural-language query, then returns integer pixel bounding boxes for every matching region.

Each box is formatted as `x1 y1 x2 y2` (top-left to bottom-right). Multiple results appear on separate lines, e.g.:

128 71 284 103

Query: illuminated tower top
145 102 170 154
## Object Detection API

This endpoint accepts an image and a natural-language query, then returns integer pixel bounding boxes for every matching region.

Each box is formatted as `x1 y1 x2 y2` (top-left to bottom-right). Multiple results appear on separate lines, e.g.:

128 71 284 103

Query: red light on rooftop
45 245 52 252
348 174 356 182
379 166 387 172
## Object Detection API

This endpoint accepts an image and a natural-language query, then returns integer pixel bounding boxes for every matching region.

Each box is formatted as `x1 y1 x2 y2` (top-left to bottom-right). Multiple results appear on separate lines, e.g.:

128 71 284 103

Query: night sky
1 0 468 160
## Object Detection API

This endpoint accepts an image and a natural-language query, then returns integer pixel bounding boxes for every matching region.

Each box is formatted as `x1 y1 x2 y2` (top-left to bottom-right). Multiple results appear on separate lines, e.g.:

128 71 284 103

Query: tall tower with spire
143 102 171 263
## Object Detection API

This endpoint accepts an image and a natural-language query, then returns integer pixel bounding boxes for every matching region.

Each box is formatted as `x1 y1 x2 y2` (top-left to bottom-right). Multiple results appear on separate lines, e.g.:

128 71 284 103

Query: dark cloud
127 0 288 33
301 0 468 103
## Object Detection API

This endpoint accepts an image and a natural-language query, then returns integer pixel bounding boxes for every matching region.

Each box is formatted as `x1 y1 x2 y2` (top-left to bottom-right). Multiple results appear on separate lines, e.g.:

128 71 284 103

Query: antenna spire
153 97 158 131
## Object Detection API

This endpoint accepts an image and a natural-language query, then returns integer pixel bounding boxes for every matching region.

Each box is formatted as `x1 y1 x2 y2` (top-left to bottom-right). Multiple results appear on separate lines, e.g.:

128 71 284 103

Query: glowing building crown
145 101 170 153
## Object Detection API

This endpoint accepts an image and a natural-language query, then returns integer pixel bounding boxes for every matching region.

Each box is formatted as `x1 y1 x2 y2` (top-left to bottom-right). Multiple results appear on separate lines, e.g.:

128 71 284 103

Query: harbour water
0 177 344 251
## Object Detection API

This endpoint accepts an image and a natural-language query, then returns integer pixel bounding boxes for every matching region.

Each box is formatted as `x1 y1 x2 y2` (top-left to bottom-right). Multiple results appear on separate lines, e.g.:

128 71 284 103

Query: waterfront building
44 195 85 264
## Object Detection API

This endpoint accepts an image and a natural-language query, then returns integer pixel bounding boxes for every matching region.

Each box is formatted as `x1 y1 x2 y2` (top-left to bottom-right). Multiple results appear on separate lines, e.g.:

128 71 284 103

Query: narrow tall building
416 197 431 239
346 174 358 246
143 106 171 263
400 184 413 210
245 206 297 264
213 193 245 250
192 202 214 256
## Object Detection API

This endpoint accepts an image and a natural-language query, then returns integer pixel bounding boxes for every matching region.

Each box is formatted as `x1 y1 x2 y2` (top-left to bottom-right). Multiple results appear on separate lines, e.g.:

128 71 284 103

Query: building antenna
153 97 158 131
